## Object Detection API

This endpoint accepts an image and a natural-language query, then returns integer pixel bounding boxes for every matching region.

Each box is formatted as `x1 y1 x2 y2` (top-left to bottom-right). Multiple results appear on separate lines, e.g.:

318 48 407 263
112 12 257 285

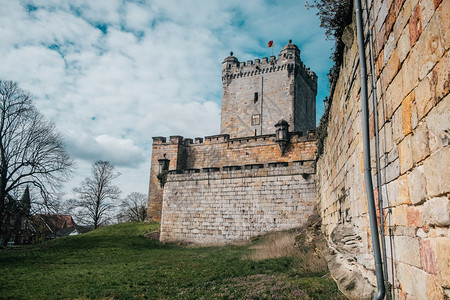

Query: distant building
0 186 90 246
32 214 89 241
0 187 33 246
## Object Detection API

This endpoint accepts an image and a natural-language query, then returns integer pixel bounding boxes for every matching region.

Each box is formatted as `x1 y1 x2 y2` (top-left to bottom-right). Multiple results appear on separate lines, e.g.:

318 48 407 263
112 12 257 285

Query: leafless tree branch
71 161 121 229
0 80 74 240
117 192 147 223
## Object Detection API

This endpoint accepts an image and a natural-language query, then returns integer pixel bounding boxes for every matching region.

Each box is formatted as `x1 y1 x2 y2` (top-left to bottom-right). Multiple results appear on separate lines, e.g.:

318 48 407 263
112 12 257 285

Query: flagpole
267 40 274 56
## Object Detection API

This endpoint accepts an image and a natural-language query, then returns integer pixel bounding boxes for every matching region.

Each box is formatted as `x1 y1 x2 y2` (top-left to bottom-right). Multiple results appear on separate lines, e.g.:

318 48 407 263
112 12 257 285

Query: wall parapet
152 130 316 147
166 161 315 182
169 135 183 144
222 59 317 93
152 136 166 144
222 44 317 93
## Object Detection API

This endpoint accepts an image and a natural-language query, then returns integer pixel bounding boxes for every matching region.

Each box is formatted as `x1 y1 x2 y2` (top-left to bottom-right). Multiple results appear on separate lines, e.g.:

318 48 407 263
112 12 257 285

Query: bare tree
72 161 121 229
0 81 73 245
117 192 147 223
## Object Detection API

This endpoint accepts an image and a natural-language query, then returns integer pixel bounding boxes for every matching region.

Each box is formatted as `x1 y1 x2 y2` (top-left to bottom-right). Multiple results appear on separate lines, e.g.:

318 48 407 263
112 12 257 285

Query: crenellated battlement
152 130 316 147
222 42 317 92
222 58 317 90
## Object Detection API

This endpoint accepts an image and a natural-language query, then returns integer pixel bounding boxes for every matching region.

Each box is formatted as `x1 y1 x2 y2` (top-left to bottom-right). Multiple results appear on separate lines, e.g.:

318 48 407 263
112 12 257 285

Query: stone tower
220 40 317 138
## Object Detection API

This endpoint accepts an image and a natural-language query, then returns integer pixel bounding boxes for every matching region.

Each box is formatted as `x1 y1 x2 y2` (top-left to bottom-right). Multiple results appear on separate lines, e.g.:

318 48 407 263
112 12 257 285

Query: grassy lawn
0 222 345 299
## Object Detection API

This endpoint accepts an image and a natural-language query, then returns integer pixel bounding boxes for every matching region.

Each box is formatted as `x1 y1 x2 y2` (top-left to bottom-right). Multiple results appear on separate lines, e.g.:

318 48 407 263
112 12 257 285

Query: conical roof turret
223 51 239 64
222 51 240 74
281 40 299 51
280 40 300 60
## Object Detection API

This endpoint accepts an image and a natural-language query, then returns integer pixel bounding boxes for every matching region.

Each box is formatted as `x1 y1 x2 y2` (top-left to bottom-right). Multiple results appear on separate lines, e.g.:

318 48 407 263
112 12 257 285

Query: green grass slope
0 222 344 299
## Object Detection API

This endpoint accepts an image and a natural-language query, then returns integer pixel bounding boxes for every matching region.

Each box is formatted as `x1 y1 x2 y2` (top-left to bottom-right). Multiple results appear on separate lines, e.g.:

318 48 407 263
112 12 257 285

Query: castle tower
147 41 318 225
220 41 317 138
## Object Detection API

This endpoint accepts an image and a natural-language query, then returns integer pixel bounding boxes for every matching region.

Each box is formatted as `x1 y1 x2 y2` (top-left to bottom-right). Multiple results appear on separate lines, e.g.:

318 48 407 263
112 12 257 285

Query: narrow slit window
254 92 258 103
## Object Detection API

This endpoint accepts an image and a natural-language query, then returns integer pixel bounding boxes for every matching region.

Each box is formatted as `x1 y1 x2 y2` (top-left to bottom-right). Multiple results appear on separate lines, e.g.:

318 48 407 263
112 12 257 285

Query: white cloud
124 2 154 32
2 46 65 93
65 131 145 168
69 0 123 26
138 101 221 138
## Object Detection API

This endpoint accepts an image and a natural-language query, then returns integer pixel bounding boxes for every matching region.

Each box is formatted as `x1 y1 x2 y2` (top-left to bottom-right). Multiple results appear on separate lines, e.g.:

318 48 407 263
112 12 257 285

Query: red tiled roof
35 214 76 229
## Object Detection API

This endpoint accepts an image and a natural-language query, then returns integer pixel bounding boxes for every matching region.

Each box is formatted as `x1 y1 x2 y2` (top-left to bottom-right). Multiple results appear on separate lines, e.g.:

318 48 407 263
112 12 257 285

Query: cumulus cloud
124 2 154 32
65 131 146 168
0 0 333 196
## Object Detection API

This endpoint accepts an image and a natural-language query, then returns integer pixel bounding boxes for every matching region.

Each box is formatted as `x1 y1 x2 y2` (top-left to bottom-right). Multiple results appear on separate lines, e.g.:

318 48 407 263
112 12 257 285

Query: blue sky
0 0 334 198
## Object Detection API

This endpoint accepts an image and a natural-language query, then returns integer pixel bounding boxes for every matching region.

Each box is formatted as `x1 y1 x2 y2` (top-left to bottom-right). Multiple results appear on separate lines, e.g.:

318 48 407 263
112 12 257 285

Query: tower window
254 92 258 103
252 114 260 125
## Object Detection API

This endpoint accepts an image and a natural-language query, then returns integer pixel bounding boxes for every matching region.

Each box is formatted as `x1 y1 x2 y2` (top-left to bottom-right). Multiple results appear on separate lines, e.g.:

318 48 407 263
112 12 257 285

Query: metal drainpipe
260 76 264 135
354 0 386 299
363 0 390 298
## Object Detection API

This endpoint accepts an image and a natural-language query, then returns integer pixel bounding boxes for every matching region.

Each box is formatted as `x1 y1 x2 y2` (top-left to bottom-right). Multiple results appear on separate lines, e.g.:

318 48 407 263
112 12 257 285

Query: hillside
0 222 344 299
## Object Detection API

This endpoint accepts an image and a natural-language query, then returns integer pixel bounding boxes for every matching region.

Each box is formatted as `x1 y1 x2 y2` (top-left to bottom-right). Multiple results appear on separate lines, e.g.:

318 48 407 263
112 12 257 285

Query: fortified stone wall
221 43 317 138
148 131 317 223
160 163 316 244
147 136 183 221
316 0 449 298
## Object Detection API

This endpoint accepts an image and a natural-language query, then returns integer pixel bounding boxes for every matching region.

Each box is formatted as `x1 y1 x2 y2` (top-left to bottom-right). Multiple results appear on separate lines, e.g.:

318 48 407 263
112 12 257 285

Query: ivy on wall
308 0 353 156
307 0 353 86
316 98 331 157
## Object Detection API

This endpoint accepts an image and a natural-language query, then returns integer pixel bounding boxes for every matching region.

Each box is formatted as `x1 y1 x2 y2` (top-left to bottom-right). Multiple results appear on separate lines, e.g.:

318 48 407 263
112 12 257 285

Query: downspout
364 0 390 297
260 76 264 135
354 0 386 299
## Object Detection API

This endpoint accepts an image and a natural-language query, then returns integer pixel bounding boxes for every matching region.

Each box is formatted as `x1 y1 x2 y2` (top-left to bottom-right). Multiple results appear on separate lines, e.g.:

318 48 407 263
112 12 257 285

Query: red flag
267 40 273 47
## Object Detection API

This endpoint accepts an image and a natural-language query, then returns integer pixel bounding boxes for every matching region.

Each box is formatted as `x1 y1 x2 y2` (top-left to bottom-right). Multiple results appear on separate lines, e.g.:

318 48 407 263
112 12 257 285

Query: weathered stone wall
316 0 449 298
294 74 316 134
147 132 317 223
220 43 317 138
160 163 316 244
147 136 183 221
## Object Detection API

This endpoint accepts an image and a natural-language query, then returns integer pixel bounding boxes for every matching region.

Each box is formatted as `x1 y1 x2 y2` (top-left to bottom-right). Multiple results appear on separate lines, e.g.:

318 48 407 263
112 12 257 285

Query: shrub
308 0 353 86
308 0 353 156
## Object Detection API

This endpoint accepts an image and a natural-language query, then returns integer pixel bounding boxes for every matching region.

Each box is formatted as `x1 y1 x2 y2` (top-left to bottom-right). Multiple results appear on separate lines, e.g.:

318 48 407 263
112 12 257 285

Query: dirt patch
247 211 329 276
144 230 160 241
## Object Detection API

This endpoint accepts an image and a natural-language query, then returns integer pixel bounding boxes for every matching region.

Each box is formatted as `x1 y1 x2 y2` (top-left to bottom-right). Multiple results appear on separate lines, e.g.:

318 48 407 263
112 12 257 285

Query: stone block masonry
160 164 316 244
221 42 317 138
316 0 449 298
148 131 317 223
